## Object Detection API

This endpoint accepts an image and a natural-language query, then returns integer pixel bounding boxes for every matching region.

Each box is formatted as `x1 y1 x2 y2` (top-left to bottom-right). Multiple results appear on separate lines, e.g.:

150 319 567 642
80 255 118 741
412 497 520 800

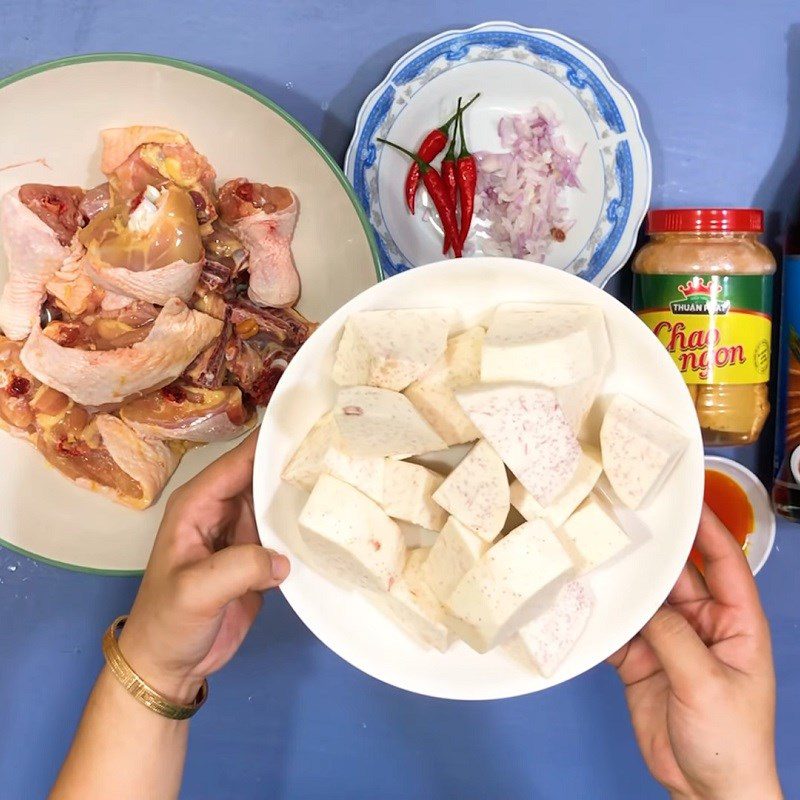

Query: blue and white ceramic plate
345 22 652 286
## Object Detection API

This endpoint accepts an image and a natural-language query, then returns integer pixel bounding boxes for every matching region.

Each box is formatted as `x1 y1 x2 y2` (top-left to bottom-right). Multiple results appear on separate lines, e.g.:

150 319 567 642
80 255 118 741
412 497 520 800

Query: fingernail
268 550 290 581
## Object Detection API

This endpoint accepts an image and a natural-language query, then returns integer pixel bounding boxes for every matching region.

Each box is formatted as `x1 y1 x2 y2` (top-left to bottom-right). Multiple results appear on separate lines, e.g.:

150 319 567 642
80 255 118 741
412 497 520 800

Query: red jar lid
648 208 764 233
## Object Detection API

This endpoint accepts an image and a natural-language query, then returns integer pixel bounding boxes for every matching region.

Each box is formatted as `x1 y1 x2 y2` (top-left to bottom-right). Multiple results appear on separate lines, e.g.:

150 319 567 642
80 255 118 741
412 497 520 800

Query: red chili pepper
404 93 480 215
440 98 462 254
380 138 462 258
456 107 477 249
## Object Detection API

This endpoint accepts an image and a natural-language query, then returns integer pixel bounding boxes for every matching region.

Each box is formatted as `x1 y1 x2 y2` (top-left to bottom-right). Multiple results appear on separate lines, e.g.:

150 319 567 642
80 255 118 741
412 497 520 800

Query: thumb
180 544 290 613
640 605 716 699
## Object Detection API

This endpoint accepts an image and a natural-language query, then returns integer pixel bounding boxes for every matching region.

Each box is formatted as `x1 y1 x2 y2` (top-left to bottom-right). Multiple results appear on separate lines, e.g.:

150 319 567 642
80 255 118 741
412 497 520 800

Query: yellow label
638 310 771 384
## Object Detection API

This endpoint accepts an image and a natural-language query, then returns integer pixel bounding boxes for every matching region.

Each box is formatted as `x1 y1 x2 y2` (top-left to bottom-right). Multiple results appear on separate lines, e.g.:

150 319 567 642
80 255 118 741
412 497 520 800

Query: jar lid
648 208 764 233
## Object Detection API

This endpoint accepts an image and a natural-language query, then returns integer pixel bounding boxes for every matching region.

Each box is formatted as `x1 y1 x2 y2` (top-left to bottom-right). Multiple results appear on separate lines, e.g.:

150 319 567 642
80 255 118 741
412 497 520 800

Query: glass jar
773 214 800 520
633 208 775 446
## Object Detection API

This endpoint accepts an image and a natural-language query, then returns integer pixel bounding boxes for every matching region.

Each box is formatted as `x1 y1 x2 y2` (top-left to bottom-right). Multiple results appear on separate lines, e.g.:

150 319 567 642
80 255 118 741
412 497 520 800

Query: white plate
704 456 776 576
0 54 379 573
254 258 704 699
345 22 651 286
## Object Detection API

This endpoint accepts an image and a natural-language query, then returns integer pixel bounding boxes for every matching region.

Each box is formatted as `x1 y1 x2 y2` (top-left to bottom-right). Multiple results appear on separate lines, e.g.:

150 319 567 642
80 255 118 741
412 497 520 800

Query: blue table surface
2 2 800 798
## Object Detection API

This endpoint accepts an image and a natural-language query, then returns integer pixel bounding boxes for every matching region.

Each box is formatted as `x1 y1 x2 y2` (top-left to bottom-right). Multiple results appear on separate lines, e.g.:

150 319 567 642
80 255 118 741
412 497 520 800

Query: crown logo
676 277 721 299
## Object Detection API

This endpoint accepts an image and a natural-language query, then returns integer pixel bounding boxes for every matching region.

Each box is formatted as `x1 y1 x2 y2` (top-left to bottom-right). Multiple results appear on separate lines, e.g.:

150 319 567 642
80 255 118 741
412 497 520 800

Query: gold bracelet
102 615 208 721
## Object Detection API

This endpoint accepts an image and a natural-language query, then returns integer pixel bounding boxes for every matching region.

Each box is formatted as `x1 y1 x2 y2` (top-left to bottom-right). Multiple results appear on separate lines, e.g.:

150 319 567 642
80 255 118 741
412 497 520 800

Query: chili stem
439 92 480 134
458 103 471 157
443 98 462 160
377 138 431 170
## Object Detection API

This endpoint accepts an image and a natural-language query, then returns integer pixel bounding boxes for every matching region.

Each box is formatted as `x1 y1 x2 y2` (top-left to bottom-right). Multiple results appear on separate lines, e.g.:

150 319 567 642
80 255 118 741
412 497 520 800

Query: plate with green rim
0 54 380 574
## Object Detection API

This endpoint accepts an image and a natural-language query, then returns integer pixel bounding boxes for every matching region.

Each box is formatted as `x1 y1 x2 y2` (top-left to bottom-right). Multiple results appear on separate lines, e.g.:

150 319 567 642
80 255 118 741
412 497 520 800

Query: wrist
117 627 204 706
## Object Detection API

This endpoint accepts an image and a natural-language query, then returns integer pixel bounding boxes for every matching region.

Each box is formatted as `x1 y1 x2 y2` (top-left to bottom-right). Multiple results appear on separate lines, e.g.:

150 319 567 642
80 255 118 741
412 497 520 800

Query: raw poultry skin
101 126 218 223
0 127 314 508
0 337 43 435
219 178 300 308
0 187 77 340
120 382 256 442
79 186 204 305
20 298 224 407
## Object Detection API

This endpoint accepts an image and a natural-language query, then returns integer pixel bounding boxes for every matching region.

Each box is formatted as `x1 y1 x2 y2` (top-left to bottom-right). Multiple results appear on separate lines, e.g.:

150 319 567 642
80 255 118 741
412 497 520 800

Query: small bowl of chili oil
691 456 775 576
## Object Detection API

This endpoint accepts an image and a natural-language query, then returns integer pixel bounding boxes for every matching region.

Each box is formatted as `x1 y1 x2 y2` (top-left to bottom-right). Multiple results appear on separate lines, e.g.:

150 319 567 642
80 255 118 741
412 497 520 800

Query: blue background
1 2 799 798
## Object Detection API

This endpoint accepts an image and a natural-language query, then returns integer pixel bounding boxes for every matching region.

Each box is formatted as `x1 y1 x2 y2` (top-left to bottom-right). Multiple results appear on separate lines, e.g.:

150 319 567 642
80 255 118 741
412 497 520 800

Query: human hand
608 505 781 800
117 431 289 704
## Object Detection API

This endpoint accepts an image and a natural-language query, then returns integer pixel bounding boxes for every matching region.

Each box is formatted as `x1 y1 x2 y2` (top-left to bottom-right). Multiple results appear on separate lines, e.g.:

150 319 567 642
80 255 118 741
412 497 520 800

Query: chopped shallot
473 106 584 262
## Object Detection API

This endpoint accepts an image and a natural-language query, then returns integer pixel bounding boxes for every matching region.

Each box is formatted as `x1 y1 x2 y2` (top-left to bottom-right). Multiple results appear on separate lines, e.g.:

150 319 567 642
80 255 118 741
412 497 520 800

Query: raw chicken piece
186 298 308 401
0 338 43 436
100 291 135 312
101 126 217 220
1 338 71 439
0 187 71 340
226 337 294 405
219 179 299 307
227 296 314 346
101 126 190 174
208 299 313 405
79 187 203 305
94 415 182 507
184 308 233 389
36 405 182 509
20 298 222 406
79 183 111 221
36 301 159 354
201 220 248 293
120 382 256 442
17 184 84 246
44 240 102 317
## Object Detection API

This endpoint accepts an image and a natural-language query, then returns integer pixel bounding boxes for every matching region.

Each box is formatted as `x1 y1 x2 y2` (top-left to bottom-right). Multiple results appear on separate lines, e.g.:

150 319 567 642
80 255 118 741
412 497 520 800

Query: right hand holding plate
608 505 782 800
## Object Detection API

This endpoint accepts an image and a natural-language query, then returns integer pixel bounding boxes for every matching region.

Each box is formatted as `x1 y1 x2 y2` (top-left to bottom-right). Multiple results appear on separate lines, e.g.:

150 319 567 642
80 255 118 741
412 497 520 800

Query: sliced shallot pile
473 106 584 262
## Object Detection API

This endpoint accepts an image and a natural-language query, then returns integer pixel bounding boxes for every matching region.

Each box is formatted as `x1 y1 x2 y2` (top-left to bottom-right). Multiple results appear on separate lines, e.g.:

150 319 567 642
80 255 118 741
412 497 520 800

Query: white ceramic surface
704 456 776 576
254 258 705 700
0 55 379 573
345 22 652 285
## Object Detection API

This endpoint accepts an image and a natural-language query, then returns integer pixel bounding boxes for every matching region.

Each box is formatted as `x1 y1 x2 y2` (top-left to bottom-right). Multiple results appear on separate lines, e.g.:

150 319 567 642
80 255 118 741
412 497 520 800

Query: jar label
634 273 772 385
774 255 800 475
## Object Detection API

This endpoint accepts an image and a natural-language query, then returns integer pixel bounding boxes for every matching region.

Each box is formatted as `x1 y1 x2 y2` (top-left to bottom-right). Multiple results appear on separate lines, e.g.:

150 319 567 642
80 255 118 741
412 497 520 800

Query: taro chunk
298 474 405 591
432 439 510 542
332 309 455 391
481 303 610 387
600 394 687 509
455 383 580 507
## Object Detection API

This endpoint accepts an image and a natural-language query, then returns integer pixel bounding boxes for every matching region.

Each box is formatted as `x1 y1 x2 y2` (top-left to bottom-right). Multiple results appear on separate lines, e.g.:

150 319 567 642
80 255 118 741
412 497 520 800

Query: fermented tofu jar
633 209 775 446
